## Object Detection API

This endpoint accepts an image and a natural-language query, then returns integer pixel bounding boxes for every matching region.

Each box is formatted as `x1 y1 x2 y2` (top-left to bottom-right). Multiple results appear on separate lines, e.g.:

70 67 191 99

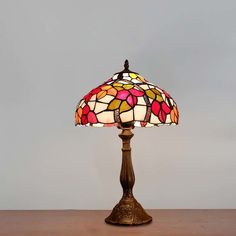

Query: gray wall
0 0 235 209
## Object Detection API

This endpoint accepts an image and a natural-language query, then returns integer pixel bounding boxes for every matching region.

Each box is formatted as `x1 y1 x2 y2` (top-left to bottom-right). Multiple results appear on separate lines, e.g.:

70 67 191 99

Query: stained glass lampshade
75 60 179 225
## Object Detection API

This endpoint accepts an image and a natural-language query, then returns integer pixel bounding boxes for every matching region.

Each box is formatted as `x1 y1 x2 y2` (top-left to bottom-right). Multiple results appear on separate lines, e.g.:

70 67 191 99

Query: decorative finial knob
124 59 129 70
115 59 135 75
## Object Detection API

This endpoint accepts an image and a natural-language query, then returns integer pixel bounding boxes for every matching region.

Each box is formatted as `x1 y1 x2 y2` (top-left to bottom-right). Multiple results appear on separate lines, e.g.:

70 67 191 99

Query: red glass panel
83 105 90 115
159 110 166 123
91 87 101 94
81 115 88 125
151 101 160 116
84 92 93 102
87 111 97 124
162 102 171 114
141 121 147 127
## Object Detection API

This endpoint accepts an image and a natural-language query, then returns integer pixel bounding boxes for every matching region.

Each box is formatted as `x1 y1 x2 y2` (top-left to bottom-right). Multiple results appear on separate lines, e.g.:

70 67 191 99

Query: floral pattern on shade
75 72 179 127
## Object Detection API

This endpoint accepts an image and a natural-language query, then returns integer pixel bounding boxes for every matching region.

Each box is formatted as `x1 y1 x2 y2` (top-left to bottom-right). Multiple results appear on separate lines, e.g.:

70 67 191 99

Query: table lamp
75 60 179 225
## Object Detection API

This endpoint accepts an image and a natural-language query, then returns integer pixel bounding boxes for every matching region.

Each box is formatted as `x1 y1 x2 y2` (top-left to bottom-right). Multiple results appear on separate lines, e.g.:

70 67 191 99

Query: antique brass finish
105 127 152 225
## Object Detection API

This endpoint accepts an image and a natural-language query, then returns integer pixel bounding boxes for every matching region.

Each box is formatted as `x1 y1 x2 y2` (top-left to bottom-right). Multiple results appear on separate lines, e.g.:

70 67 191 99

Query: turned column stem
119 128 135 198
104 124 152 225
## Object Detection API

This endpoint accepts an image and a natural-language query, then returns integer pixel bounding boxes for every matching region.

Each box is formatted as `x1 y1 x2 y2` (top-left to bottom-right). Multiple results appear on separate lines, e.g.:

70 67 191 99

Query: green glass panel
151 88 161 96
156 95 163 102
120 101 131 113
146 89 155 99
107 99 121 110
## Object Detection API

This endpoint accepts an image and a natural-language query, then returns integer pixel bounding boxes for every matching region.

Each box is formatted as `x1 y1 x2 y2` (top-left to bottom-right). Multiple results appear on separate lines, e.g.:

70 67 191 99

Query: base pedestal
105 196 152 225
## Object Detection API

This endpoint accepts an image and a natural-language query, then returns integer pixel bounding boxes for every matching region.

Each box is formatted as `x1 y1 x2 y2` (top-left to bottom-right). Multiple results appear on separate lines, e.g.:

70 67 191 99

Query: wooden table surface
0 210 235 236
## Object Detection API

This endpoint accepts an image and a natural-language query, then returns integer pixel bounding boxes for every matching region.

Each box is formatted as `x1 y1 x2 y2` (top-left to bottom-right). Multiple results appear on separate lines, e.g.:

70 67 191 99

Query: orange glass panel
78 107 83 117
97 91 107 99
101 85 112 91
107 88 117 96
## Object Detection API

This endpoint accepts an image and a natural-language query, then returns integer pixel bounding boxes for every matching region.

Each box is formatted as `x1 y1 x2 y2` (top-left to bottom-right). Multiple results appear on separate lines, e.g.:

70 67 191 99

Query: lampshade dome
75 61 179 127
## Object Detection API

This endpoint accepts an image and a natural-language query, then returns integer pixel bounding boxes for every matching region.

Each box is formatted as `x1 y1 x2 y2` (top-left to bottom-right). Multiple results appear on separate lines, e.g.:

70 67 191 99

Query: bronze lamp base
105 195 152 225
105 125 152 226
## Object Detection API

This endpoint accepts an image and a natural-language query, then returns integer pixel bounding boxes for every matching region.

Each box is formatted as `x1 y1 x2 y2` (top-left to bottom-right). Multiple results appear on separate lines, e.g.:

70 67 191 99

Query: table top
0 210 236 236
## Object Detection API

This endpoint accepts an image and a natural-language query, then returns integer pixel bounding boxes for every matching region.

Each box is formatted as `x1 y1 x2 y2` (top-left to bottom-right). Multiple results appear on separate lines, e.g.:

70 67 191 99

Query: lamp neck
119 128 135 198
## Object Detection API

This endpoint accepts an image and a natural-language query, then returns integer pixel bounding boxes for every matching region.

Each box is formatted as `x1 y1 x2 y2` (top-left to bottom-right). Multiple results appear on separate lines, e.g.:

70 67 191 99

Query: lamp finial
124 59 129 70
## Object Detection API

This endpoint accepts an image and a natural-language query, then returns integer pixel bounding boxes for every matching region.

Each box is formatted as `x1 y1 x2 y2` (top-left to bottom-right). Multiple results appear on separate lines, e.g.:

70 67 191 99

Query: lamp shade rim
75 121 178 128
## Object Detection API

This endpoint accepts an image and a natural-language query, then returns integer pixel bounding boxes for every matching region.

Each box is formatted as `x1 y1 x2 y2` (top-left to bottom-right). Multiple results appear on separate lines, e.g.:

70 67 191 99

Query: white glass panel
145 123 154 127
81 102 85 108
148 98 154 103
88 101 95 110
119 80 128 84
134 106 146 120
137 97 146 105
97 111 115 123
139 84 149 90
112 74 118 80
166 114 171 123
155 87 163 93
120 109 133 123
99 95 114 103
150 113 161 124
90 94 96 101
94 102 108 113
78 99 85 107
123 76 131 81
131 79 141 84
92 123 104 127
123 73 128 76
158 123 164 126
162 93 166 101
134 121 141 127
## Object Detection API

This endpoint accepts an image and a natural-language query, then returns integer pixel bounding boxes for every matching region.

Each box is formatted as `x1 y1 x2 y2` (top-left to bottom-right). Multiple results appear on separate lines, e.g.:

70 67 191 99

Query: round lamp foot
105 197 152 226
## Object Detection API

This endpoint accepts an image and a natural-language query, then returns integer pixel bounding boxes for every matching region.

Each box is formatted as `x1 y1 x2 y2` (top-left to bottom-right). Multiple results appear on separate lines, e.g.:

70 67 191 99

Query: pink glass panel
129 88 144 97
116 90 129 100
